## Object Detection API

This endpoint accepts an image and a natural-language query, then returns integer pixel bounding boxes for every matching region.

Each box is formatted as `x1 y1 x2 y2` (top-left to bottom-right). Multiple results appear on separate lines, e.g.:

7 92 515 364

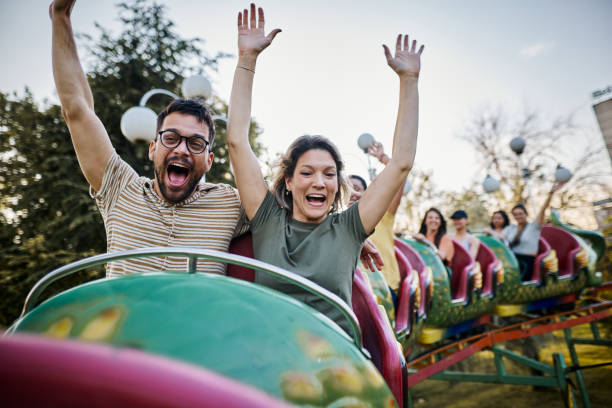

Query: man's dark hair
157 98 216 146
349 174 368 191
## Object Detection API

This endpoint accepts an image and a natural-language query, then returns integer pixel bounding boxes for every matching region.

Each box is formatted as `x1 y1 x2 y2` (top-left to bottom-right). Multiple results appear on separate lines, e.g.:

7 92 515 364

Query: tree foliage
0 0 263 327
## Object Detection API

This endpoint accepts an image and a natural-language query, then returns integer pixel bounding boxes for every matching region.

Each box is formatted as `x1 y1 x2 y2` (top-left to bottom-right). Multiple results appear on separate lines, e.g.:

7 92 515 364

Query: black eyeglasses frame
157 130 210 154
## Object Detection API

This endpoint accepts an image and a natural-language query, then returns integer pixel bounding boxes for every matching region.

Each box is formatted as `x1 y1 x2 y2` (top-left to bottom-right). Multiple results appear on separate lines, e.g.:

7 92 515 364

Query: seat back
449 240 475 303
352 267 405 407
394 238 431 316
394 247 417 336
475 243 500 296
528 237 551 284
227 233 255 282
541 225 581 278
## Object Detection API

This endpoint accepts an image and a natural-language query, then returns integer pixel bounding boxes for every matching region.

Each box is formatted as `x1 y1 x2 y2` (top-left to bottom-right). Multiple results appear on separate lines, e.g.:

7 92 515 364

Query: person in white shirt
502 182 564 280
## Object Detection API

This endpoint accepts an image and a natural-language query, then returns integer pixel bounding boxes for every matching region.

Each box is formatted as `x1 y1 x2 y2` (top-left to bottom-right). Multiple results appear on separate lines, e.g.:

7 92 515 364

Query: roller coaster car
524 237 554 285
228 233 406 405
475 242 502 298
483 224 600 317
352 267 406 405
6 247 400 408
449 240 477 305
394 238 432 318
541 225 582 280
394 247 419 337
398 238 493 344
551 209 606 263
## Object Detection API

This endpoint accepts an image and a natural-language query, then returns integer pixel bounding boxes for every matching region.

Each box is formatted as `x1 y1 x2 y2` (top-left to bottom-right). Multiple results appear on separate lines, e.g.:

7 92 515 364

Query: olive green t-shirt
250 191 369 335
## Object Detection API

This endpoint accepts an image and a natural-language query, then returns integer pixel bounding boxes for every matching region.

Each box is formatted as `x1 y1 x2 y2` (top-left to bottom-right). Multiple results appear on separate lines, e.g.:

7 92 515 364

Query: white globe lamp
357 133 375 152
120 106 158 143
509 136 526 155
181 74 212 100
483 174 500 193
554 165 572 183
403 179 412 195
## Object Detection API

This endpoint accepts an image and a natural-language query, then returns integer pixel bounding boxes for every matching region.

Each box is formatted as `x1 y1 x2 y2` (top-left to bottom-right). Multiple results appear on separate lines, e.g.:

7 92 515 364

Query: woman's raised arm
227 3 281 219
359 34 424 234
535 181 564 227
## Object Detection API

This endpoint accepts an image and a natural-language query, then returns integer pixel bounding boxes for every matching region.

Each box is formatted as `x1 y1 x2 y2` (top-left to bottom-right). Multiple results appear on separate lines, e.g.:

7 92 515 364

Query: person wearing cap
450 210 480 259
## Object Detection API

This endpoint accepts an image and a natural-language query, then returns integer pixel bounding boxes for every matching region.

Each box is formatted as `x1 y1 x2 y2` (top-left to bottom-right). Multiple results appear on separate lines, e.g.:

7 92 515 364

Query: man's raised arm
50 0 113 191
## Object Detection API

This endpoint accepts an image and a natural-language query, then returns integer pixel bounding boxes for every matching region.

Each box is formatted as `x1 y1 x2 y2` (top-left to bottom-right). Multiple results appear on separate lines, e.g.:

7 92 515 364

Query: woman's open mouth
306 194 327 207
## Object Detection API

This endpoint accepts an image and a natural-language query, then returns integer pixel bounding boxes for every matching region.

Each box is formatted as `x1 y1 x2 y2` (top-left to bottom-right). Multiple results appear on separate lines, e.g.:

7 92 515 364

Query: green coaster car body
8 249 397 408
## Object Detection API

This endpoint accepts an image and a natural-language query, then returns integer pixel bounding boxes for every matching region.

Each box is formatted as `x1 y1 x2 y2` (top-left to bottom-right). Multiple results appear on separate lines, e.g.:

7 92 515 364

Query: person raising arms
49 0 247 276
226 3 423 334
504 182 565 280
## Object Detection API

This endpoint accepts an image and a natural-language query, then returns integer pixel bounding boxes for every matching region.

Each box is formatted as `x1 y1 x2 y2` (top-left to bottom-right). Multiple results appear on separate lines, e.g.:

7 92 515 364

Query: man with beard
50 0 246 276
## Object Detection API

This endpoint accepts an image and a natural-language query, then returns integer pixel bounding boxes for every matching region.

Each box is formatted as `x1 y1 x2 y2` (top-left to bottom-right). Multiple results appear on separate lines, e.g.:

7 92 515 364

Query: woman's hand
383 34 424 79
237 3 281 61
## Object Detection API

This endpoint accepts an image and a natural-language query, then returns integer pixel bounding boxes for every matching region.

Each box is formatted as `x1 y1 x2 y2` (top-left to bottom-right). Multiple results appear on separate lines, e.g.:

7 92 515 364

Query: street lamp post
357 133 377 181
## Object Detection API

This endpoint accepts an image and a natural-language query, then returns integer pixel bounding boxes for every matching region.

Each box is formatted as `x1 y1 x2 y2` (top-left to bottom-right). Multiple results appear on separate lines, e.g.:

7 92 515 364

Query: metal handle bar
20 247 363 349
410 235 439 254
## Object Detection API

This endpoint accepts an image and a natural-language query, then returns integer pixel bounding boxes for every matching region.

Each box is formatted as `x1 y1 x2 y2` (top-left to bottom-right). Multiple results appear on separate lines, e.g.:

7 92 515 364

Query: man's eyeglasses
157 130 210 154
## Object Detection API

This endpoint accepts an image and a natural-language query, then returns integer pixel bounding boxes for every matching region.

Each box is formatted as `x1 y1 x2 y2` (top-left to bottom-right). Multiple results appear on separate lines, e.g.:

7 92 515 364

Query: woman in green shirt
226 4 423 334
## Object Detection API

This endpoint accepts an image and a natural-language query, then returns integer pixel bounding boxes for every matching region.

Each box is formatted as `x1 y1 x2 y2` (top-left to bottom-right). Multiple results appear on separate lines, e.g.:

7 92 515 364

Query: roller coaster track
406 292 612 387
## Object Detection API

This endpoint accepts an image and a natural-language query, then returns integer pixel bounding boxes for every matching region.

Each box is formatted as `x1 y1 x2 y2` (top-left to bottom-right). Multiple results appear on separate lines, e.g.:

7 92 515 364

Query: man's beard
154 160 203 204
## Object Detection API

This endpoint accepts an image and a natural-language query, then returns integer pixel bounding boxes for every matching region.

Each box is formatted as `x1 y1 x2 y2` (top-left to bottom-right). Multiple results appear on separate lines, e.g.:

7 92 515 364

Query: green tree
0 0 263 327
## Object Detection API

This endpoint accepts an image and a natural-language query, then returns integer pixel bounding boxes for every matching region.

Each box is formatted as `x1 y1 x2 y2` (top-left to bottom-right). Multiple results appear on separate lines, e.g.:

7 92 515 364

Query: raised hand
237 3 281 60
383 34 424 79
550 181 566 194
367 141 388 165
49 0 76 19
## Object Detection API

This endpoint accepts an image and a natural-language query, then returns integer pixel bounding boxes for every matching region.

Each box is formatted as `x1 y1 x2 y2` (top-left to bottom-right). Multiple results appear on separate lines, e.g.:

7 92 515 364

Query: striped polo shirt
91 152 247 277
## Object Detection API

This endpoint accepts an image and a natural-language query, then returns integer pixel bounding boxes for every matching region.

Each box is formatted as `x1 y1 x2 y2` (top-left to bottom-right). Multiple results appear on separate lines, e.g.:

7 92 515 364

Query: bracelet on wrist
238 65 255 73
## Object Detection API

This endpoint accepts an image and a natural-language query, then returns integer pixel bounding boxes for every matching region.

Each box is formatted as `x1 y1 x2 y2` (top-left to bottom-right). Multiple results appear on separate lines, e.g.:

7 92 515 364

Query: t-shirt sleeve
232 187 250 238
502 225 515 241
89 151 138 218
249 190 282 231
338 202 370 245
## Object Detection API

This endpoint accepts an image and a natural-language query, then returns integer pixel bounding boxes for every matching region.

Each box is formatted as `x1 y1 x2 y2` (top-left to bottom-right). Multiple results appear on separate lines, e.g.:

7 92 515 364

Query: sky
1 0 611 195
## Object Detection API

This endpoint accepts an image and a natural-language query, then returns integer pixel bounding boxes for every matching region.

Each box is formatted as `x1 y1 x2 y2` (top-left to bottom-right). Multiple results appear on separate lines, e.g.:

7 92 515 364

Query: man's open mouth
166 161 192 187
